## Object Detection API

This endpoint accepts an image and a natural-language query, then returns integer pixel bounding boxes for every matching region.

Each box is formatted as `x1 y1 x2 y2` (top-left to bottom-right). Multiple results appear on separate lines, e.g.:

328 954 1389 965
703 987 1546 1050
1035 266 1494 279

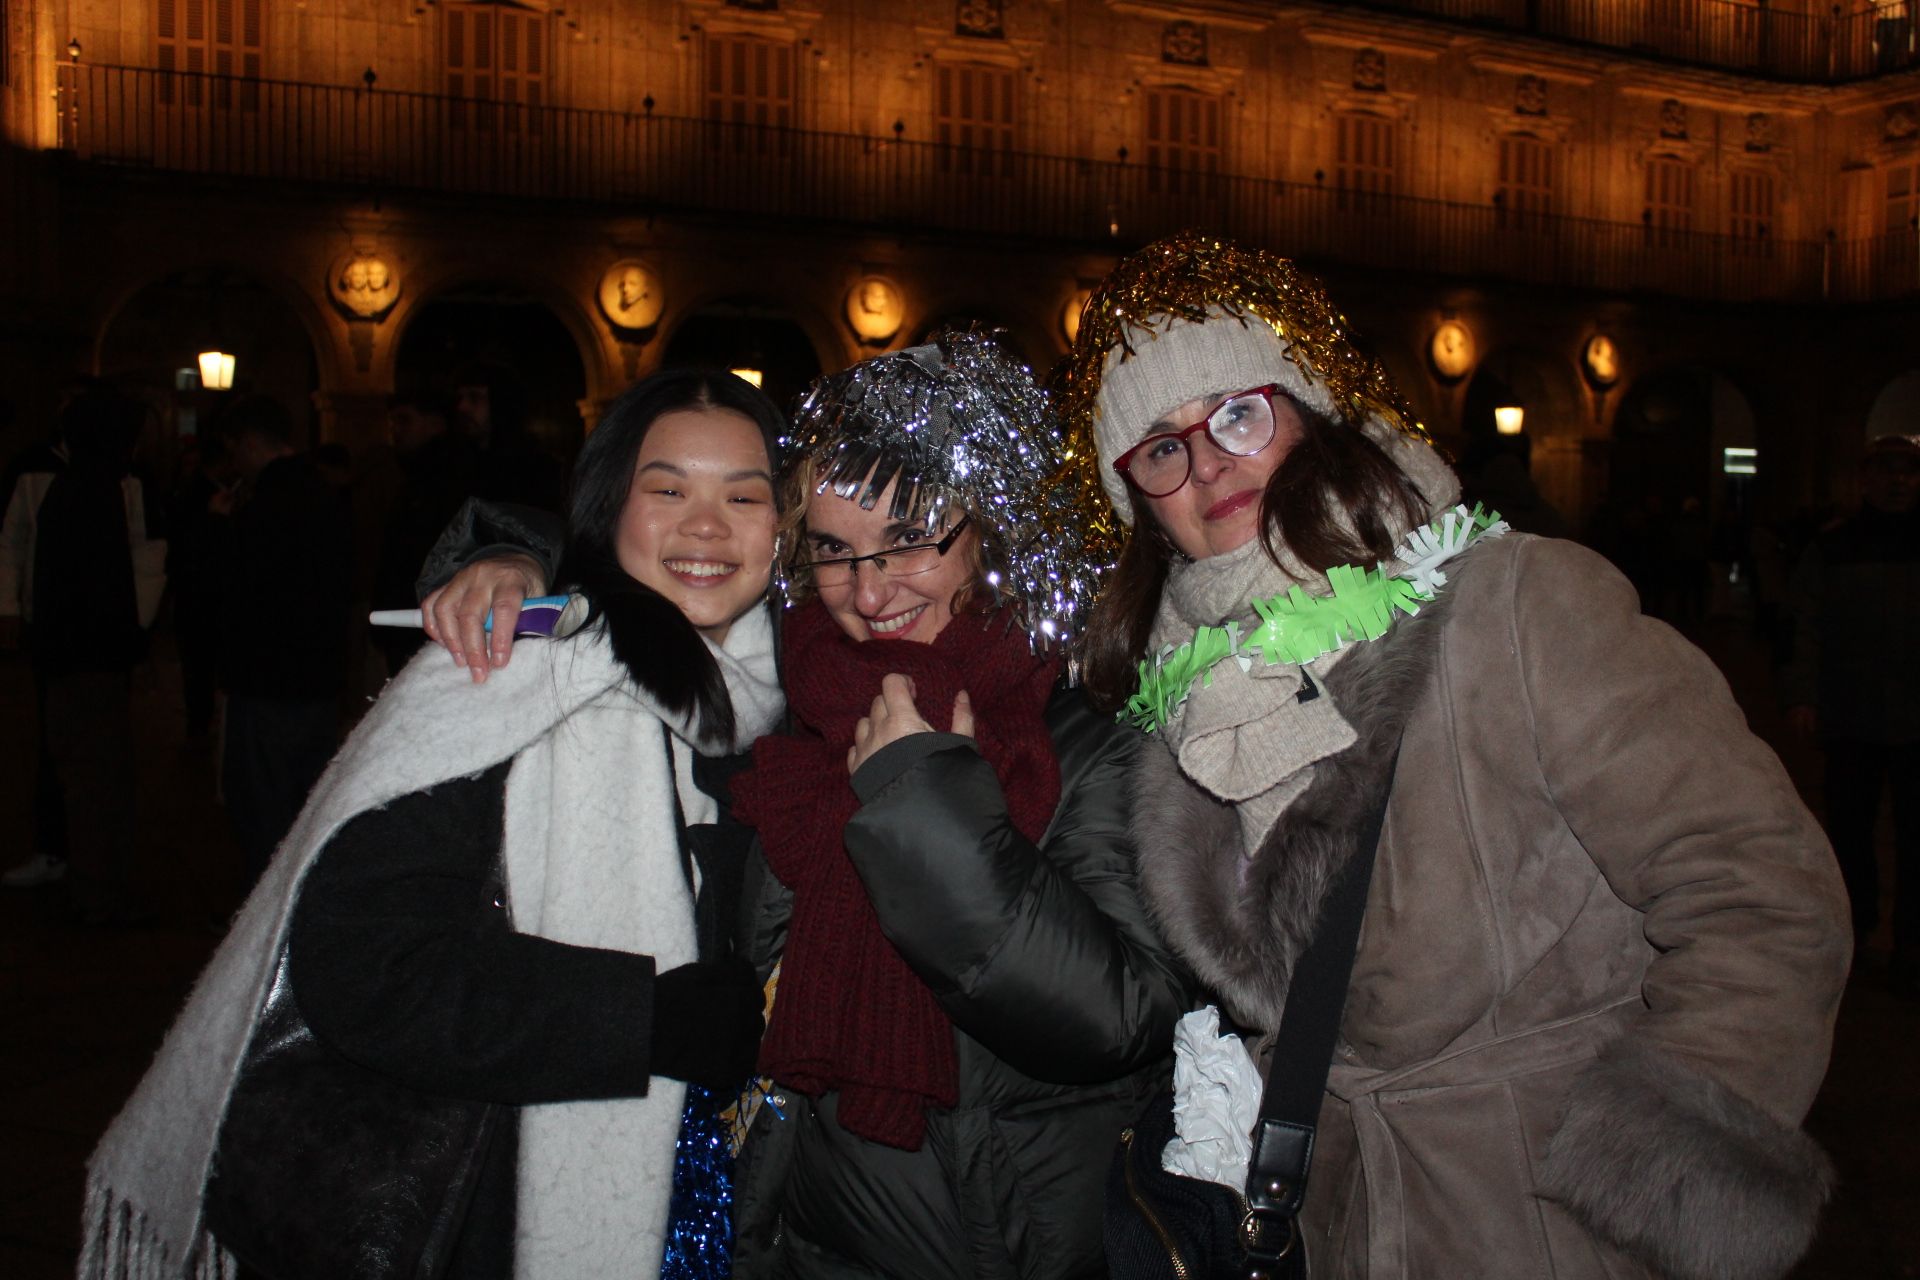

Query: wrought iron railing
53 64 1914 304
1329 0 1917 83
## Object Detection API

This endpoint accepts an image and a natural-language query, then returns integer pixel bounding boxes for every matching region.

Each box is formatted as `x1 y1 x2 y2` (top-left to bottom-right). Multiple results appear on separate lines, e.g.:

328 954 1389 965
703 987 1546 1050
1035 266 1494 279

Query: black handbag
1106 768 1391 1280
202 879 507 1279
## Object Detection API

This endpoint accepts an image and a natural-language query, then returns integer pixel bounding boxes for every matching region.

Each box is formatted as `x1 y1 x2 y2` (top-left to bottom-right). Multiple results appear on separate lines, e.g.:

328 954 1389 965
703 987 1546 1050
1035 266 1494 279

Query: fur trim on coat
1127 536 1843 1280
1541 1039 1835 1280
1130 573 1445 1030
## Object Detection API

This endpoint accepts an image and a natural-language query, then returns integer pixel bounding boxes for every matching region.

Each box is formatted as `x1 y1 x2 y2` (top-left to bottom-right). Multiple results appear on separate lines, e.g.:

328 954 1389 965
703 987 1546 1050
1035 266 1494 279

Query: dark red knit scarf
732 600 1061 1150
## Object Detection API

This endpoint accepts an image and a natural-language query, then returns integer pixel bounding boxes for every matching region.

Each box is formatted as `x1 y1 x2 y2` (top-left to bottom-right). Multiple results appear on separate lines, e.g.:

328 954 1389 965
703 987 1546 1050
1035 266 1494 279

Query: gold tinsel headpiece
1048 230 1427 564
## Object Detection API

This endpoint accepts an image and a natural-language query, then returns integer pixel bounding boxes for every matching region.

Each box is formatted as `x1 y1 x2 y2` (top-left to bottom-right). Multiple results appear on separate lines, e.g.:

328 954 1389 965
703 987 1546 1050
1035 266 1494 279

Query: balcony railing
53 65 1914 305
1330 0 1918 82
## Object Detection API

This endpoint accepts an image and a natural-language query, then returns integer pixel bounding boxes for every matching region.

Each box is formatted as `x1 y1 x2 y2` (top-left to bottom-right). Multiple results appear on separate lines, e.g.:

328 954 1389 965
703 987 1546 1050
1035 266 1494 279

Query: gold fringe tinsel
1047 229 1429 568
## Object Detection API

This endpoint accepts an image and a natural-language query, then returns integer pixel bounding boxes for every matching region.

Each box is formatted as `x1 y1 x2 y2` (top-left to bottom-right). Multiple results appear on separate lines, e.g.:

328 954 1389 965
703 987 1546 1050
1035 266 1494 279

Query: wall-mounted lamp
67 37 82 62
199 350 236 391
1494 405 1525 435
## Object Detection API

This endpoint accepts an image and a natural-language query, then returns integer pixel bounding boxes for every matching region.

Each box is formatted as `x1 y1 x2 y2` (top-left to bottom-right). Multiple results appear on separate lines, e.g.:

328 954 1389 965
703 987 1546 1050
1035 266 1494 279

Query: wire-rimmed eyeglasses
1110 385 1283 498
792 514 972 588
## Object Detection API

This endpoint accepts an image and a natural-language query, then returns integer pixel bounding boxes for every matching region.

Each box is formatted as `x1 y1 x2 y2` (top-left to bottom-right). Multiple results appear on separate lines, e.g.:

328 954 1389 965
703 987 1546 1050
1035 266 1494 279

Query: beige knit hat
1093 306 1339 524
1050 232 1426 548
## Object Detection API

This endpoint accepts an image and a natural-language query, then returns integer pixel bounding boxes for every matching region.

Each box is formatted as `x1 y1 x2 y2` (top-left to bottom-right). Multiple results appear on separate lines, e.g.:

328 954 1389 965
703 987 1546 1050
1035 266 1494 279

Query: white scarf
1148 424 1459 855
81 606 785 1280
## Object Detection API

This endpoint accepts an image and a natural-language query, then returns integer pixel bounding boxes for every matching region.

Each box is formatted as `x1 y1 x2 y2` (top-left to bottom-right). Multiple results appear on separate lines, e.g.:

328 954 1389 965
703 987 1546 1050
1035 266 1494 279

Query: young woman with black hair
411 332 1194 1280
82 370 788 1280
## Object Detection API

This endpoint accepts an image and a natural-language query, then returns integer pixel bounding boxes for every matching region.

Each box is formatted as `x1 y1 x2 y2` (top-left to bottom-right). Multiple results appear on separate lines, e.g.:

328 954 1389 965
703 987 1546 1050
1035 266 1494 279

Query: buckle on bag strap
1242 1118 1313 1267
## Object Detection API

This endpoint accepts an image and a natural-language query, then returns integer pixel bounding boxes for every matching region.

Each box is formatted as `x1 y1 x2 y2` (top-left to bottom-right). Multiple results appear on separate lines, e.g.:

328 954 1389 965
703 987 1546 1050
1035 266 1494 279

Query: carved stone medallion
598 260 665 331
1515 75 1547 117
328 253 401 320
1353 47 1386 92
1659 98 1689 140
956 0 1003 39
1163 21 1208 67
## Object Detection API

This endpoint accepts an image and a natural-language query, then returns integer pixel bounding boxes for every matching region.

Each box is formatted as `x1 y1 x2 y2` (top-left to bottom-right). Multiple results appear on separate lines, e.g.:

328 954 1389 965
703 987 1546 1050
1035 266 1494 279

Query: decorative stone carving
329 253 401 319
846 275 904 343
1744 112 1775 153
956 0 1003 39
1886 102 1919 142
598 260 665 330
1659 98 1689 140
1515 75 1547 117
1353 47 1387 93
1162 21 1208 67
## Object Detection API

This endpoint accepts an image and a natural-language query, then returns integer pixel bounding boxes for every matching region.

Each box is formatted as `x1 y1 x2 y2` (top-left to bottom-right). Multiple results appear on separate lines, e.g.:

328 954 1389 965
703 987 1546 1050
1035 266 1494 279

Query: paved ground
1 618 1914 1278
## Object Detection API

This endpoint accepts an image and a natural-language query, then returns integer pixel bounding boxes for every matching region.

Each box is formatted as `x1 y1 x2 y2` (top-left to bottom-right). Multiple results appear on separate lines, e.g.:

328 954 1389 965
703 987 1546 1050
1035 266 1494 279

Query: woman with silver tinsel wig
1055 231 1850 1280
417 330 1191 1279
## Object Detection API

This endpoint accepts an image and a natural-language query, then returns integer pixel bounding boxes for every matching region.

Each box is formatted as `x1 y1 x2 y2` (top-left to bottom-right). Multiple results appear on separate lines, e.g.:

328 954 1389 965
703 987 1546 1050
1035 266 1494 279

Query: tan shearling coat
1133 534 1849 1280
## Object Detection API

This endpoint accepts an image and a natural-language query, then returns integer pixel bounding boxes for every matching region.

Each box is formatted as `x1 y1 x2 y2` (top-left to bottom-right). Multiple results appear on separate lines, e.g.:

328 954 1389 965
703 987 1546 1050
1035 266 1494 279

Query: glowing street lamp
1494 405 1525 435
198 350 236 391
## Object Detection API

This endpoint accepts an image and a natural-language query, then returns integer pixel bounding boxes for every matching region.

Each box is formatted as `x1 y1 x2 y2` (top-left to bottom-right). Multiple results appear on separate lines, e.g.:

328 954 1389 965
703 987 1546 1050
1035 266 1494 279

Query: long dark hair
557 369 785 744
1079 400 1428 711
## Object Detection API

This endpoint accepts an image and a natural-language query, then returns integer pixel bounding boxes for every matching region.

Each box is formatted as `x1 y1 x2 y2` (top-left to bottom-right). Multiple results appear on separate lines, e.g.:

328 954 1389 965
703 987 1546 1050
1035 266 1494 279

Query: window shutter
1144 86 1222 195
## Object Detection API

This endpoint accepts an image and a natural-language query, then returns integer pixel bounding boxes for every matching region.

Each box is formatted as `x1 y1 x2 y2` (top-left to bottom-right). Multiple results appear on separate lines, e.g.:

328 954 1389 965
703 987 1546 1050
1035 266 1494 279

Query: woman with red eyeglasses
1056 232 1849 1280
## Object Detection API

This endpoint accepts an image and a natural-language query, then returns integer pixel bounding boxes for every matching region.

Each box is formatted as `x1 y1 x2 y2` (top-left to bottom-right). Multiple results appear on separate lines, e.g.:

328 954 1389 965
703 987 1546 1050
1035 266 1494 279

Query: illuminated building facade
2 0 1917 526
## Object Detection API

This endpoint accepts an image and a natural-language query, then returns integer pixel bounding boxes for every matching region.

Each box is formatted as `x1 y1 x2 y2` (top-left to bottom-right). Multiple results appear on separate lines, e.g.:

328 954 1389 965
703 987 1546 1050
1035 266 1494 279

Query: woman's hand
419 553 549 684
848 675 975 775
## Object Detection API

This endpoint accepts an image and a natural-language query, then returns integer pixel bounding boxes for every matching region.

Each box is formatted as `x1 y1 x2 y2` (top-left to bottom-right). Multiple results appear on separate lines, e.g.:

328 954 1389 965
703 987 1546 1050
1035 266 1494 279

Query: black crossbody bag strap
1240 749 1399 1274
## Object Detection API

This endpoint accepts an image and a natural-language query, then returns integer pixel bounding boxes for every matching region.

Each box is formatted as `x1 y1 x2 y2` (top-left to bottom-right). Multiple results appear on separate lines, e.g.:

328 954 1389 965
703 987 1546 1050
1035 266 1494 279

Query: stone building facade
2 0 1918 531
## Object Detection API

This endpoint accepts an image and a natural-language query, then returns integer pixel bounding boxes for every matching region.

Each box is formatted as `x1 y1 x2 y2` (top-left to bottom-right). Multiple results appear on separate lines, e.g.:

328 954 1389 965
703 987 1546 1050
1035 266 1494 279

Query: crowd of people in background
0 364 574 917
0 362 1912 968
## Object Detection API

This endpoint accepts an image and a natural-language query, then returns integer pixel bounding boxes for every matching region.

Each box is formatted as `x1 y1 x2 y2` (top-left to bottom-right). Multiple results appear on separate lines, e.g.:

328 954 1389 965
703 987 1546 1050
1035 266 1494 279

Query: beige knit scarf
1147 423 1459 855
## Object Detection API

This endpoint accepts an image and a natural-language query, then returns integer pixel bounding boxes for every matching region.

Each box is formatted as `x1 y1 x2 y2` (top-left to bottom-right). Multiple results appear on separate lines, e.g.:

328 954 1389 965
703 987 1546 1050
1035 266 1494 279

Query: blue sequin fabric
660 1085 734 1280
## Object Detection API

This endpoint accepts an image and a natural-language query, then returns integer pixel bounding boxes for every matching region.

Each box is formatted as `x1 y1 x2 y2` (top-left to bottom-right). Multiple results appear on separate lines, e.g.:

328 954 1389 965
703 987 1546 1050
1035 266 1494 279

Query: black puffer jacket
732 683 1192 1280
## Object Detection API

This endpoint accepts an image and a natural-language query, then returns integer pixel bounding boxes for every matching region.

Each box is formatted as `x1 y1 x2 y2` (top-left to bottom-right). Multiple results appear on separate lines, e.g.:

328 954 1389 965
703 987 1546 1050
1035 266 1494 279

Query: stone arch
377 266 610 406
391 279 595 469
94 265 326 452
1601 365 1758 622
1459 346 1585 536
654 298 828 416
91 259 338 395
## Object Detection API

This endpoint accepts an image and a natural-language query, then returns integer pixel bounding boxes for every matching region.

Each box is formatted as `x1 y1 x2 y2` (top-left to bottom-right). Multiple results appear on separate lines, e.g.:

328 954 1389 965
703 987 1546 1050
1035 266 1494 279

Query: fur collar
1131 550 1465 1030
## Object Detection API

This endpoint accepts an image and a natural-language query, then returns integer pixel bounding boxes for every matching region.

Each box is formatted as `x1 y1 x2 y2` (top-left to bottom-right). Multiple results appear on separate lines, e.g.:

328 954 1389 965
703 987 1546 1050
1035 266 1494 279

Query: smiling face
802 479 979 644
1135 389 1305 560
615 407 777 643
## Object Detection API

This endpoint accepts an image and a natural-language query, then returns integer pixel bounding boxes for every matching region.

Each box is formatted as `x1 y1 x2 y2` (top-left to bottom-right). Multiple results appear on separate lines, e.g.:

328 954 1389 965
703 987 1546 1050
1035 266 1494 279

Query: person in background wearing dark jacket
422 331 1191 1280
212 395 353 889
1784 432 1920 995
165 436 234 741
0 386 153 920
81 370 785 1279
455 362 568 514
371 390 479 674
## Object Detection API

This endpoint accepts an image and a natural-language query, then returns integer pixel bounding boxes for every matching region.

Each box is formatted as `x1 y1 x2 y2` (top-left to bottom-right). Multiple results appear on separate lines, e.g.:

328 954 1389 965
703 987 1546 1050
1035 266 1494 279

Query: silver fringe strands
780 327 1102 651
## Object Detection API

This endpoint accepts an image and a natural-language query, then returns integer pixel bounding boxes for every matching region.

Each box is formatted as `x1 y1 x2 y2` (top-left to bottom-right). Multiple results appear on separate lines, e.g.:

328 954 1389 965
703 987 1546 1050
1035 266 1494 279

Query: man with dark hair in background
1784 433 1920 996
212 395 352 891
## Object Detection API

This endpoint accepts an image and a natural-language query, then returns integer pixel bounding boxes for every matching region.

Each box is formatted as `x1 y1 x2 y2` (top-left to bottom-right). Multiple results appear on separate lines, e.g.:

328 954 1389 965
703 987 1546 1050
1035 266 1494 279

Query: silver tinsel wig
780 327 1101 650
